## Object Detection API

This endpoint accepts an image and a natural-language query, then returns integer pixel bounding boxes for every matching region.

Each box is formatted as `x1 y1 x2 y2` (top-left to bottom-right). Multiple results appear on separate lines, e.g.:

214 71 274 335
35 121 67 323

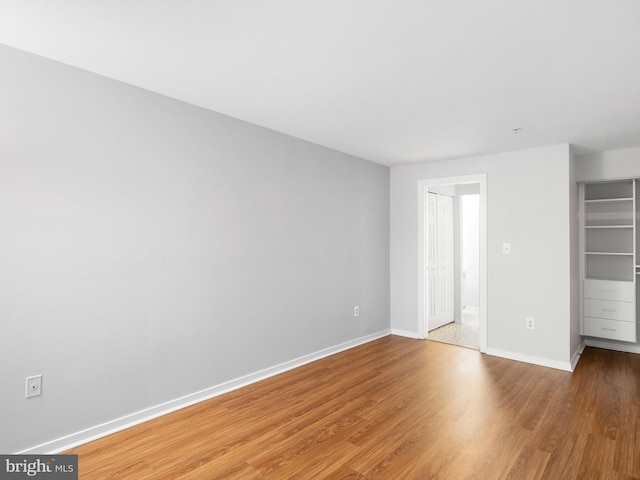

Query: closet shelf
585 252 633 256
585 197 634 203
585 225 634 229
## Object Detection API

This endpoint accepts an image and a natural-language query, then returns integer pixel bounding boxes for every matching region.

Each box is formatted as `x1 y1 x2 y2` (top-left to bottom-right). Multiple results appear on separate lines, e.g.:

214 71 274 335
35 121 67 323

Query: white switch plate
502 243 511 255
26 374 42 398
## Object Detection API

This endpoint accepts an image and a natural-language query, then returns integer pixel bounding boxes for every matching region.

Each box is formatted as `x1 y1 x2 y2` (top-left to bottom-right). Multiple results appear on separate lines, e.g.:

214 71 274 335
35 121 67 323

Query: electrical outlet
26 375 42 398
354 305 360 317
526 317 535 330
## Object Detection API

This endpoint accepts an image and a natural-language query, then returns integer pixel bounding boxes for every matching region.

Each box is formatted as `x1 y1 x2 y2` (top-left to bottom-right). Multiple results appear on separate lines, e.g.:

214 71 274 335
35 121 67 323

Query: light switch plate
502 243 511 255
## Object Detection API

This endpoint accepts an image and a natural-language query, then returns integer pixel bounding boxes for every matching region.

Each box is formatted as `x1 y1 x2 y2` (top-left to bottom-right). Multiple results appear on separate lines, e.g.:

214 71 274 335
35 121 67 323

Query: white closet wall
460 194 480 317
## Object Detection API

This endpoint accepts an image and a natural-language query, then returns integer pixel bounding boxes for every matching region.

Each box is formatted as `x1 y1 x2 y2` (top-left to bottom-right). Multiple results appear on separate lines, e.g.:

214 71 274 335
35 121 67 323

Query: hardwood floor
65 336 640 479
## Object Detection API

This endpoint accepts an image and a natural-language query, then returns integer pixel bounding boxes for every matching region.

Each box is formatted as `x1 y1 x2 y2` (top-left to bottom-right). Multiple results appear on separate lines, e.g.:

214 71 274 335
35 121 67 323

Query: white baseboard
19 329 391 455
390 328 421 339
484 347 574 372
578 341 587 354
585 338 640 354
571 340 586 371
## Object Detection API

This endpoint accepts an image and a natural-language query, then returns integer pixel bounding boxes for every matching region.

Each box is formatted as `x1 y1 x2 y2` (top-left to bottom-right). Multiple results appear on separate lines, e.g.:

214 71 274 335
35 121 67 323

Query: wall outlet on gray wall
26 375 42 399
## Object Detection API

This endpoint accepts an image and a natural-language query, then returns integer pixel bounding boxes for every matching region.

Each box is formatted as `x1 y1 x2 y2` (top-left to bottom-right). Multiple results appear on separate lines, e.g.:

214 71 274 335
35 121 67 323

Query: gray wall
391 144 576 367
0 44 390 453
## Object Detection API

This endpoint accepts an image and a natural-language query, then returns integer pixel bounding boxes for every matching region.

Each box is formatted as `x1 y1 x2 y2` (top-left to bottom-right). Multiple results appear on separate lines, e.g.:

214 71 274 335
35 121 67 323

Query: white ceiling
1 1 640 166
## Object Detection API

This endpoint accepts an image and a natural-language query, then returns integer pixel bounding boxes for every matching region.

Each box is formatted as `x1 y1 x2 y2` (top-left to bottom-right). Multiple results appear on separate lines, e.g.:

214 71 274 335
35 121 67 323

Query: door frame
418 174 488 351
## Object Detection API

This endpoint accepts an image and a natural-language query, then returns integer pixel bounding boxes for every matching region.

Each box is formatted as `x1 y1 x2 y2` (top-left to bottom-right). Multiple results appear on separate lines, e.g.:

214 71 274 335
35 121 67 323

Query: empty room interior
2 2 640 478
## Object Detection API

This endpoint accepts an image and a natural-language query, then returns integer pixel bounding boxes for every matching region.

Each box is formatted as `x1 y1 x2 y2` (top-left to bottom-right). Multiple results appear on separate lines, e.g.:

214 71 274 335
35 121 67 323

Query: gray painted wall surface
390 144 574 365
0 45 390 452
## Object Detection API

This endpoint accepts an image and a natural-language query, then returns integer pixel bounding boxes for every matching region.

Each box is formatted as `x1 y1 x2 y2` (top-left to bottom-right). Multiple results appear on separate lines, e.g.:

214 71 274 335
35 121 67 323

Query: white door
427 193 438 325
428 193 455 331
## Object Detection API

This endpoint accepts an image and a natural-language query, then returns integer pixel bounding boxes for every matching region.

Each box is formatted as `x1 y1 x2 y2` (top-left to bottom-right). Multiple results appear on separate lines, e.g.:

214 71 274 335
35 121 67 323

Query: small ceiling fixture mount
512 127 521 134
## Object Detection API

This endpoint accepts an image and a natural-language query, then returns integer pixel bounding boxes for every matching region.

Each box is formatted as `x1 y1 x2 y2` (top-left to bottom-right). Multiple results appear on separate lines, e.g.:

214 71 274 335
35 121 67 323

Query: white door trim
418 174 488 352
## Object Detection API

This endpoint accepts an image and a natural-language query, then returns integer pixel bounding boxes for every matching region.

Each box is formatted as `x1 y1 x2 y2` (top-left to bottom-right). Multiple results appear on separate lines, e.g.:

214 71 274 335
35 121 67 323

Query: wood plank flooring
65 336 640 479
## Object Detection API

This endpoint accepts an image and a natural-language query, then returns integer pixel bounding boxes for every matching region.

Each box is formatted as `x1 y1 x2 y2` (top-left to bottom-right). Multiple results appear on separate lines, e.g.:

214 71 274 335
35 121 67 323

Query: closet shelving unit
580 179 637 342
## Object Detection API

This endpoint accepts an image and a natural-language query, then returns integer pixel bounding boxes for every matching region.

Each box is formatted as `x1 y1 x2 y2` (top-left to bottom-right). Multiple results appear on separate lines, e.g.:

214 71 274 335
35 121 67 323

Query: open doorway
418 174 487 352
426 189 480 349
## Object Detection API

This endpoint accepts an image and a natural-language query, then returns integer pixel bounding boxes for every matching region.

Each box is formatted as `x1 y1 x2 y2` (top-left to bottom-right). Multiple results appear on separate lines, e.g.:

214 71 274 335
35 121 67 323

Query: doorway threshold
428 320 479 350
